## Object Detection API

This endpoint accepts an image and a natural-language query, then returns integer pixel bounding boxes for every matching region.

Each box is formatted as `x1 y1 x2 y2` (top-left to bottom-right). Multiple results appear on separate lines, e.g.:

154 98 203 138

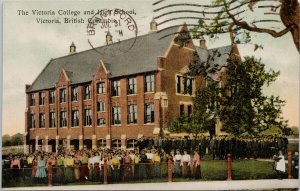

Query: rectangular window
128 104 137 124
144 103 154 123
84 85 91 100
145 74 155 92
97 118 106 126
97 82 105 94
183 77 193 95
112 80 120 96
187 105 192 116
49 112 56 128
39 113 45 128
30 94 35 106
176 76 181 93
49 90 55 104
60 111 67 127
128 77 137 94
180 104 185 115
97 102 105 112
84 109 92 126
31 114 35 128
112 106 121 125
71 87 78 101
39 92 45 105
60 89 66 103
72 110 79 127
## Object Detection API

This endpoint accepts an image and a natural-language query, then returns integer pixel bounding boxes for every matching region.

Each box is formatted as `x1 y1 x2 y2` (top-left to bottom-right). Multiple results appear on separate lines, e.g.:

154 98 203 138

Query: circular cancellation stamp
87 8 138 57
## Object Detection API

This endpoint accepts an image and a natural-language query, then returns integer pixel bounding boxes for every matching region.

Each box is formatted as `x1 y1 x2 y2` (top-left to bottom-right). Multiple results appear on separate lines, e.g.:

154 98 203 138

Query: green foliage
169 82 218 137
219 56 289 136
2 133 24 146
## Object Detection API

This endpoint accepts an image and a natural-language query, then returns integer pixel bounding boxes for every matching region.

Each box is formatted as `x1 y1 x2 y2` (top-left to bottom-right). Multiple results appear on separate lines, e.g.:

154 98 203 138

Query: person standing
173 150 182 177
273 150 286 179
93 152 101 181
55 154 64 184
10 156 21 181
64 154 74 183
181 150 191 178
46 154 56 186
111 153 121 182
292 151 299 178
81 152 89 180
35 155 47 183
193 150 201 179
153 150 161 178
123 152 133 181
139 150 148 179
88 153 94 181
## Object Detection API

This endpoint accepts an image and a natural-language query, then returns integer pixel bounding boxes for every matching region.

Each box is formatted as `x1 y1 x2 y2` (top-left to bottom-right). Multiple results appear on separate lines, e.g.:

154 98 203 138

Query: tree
11 133 24 146
191 0 299 53
2 134 11 147
217 56 289 136
168 80 218 137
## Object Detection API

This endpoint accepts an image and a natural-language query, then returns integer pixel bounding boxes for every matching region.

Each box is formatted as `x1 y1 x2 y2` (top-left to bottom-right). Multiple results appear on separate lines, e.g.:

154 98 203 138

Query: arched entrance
71 139 79 151
48 139 56 153
29 139 35 153
84 139 92 150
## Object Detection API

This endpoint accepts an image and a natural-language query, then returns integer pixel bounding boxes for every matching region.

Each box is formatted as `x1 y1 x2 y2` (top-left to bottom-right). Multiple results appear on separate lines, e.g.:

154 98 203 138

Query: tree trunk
280 0 300 53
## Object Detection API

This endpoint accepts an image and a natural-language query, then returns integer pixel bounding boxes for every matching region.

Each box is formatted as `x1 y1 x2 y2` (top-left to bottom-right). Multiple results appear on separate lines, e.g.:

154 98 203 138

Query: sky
2 0 299 136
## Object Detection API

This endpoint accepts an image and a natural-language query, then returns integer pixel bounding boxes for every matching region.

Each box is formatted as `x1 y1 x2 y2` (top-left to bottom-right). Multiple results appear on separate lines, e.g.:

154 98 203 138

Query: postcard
2 0 299 190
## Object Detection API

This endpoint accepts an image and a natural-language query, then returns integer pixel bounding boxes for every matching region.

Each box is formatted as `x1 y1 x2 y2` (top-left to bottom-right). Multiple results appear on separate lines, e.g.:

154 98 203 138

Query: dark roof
195 45 232 68
27 25 232 93
27 26 179 92
195 45 232 81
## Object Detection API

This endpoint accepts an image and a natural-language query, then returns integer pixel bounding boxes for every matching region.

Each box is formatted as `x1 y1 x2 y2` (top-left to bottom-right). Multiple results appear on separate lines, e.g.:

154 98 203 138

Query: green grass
3 159 284 188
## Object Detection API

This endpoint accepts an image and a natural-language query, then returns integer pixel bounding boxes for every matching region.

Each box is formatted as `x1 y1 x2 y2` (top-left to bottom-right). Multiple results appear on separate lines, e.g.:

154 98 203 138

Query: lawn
2 159 282 188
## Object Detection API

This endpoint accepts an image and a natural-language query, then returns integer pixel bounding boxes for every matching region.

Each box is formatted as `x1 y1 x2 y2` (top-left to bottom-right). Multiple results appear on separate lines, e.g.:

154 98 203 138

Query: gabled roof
195 45 232 81
26 26 179 92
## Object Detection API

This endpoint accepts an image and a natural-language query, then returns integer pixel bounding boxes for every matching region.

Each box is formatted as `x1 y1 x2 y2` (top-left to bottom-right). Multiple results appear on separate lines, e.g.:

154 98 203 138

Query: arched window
97 139 106 148
112 139 121 149
127 139 138 150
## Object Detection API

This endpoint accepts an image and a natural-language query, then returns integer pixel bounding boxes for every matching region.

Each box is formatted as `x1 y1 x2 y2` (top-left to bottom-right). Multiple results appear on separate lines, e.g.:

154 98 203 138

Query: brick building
24 21 238 152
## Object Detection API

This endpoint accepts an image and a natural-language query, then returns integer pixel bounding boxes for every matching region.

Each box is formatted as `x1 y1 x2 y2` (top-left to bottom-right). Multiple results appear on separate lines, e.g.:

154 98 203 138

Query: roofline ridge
26 59 53 92
50 31 161 61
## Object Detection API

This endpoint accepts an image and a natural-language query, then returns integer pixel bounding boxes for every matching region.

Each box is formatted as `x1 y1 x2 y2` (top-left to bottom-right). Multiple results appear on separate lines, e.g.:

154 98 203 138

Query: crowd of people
3 135 295 185
137 135 289 159
5 147 201 185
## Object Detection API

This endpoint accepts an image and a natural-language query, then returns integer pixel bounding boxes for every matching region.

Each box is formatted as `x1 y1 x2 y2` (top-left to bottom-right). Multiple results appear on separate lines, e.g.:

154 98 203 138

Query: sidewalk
2 179 299 190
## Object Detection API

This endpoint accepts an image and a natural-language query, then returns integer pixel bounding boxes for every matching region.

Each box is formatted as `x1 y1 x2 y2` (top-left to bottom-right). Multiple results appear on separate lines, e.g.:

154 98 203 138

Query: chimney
150 18 157 32
199 36 207 49
69 42 76 54
106 30 113 45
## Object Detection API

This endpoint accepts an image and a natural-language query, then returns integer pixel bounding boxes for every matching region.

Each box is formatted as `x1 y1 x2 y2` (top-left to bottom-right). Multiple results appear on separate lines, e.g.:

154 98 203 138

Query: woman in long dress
192 150 201 179
122 152 133 181
64 154 74 183
73 157 81 181
55 154 64 184
160 150 168 177
139 150 148 179
31 156 38 180
81 152 89 180
174 150 182 178
35 155 47 183
274 150 286 179
88 153 94 181
153 151 161 178
181 150 191 178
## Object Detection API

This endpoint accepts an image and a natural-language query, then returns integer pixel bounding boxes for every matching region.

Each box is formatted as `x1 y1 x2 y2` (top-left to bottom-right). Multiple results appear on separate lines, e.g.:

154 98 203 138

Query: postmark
86 8 138 57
